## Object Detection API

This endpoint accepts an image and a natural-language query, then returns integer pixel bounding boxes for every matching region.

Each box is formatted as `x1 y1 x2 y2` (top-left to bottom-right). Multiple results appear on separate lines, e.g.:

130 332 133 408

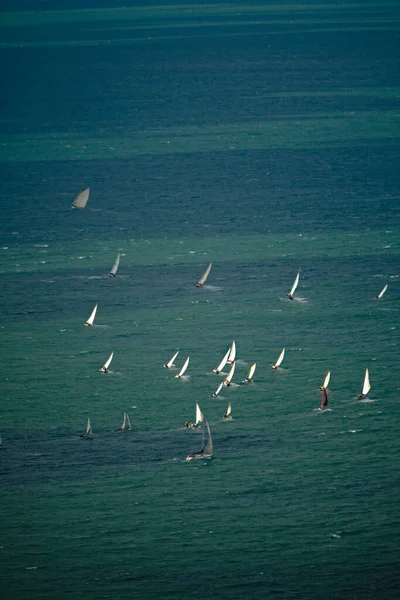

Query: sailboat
85 304 98 327
164 350 179 369
212 381 224 397
80 418 93 439
116 412 131 432
186 417 213 460
319 389 328 410
227 340 236 364
175 356 190 378
213 349 230 374
100 352 113 373
72 187 90 209
109 252 120 277
376 284 388 300
224 362 235 386
287 269 300 300
223 401 232 420
244 362 256 382
272 348 285 369
357 368 371 399
319 371 331 391
186 403 204 428
196 262 212 287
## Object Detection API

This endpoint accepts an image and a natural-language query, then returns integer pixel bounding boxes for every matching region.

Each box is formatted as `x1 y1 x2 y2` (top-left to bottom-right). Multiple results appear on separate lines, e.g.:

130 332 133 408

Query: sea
0 2 399 599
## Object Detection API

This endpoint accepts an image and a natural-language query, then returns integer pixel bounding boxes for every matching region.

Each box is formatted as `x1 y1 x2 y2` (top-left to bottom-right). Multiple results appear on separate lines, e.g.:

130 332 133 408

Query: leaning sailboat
213 349 230 374
116 412 131 431
186 417 213 460
196 262 212 287
109 252 120 277
272 348 285 369
72 187 90 209
223 401 232 420
212 381 224 397
164 350 179 369
224 362 235 386
227 340 236 364
319 371 331 391
85 304 98 326
376 284 388 300
100 352 113 373
357 368 371 399
287 269 300 300
80 418 93 439
175 356 190 378
244 362 256 382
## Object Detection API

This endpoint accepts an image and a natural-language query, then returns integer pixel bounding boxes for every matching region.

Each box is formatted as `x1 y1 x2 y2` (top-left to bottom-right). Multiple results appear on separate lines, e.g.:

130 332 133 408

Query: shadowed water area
0 1 399 599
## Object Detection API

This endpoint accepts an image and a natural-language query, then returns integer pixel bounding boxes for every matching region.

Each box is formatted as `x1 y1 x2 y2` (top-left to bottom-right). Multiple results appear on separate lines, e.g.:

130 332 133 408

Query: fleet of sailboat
287 269 300 300
85 304 98 327
80 418 93 439
72 187 90 209
175 356 190 378
164 350 179 369
100 352 113 373
109 252 120 277
196 262 212 287
272 348 285 369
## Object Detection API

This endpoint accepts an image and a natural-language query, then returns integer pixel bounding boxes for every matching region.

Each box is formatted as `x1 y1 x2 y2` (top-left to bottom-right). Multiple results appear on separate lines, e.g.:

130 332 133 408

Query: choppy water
1 2 399 599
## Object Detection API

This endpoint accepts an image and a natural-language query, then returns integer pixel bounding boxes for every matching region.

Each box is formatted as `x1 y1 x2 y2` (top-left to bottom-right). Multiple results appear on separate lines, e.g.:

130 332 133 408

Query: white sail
109 252 120 277
125 413 132 430
72 187 89 209
246 362 256 381
213 381 224 397
85 304 98 326
227 340 236 363
377 284 388 299
322 371 331 390
224 361 235 386
175 356 190 378
273 348 285 368
362 368 371 396
203 419 213 456
226 401 232 417
288 270 300 297
195 403 204 425
196 262 212 287
100 352 113 372
213 349 230 373
164 350 179 368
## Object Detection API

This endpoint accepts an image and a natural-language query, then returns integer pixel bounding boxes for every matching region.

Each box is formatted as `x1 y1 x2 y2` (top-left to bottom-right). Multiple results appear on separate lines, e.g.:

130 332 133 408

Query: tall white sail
164 350 179 368
203 419 213 456
362 368 371 396
322 371 331 390
246 363 256 381
213 349 230 373
224 361 235 386
377 284 388 299
273 348 285 368
227 341 236 363
213 381 224 397
288 270 300 297
72 187 90 209
226 401 232 417
109 252 120 277
195 403 204 425
85 304 98 326
100 352 113 372
175 356 190 378
196 262 212 287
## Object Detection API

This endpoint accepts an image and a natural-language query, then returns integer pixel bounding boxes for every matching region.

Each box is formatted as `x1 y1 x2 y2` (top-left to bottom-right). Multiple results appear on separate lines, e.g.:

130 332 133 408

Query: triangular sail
247 363 256 381
226 401 232 417
275 348 285 367
165 350 179 368
72 187 90 209
227 341 236 363
322 371 331 389
195 403 204 425
224 361 235 385
85 304 98 326
86 418 92 436
377 284 388 299
196 262 212 286
175 356 189 378
109 252 120 277
289 270 300 297
203 418 213 456
101 352 113 371
213 381 224 397
213 349 230 373
362 368 371 396
125 413 132 429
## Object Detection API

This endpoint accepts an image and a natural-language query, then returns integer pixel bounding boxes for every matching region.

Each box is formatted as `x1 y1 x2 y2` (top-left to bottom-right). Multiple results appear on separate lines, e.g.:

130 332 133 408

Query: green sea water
0 2 399 599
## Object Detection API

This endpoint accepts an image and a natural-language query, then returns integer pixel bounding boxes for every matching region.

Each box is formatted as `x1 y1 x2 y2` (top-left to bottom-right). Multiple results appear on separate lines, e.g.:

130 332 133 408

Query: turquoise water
1 2 399 599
